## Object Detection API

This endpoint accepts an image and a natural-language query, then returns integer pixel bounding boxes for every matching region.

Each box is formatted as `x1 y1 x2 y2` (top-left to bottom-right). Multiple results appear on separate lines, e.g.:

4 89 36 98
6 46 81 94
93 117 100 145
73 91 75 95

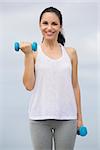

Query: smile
46 32 55 36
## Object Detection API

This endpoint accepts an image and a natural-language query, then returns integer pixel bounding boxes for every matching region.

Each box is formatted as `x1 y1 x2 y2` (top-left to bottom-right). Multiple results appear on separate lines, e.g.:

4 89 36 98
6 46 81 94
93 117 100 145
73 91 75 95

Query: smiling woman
20 6 84 150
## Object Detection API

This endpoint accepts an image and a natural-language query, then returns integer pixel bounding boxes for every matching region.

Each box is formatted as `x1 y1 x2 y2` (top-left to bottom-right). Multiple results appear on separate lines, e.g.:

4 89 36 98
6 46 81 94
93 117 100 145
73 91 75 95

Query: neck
42 39 59 50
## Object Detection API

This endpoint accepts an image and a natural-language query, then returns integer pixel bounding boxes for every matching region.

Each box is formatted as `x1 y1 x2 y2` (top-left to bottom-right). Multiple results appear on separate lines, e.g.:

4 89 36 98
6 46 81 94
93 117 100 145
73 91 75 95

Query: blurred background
0 0 99 150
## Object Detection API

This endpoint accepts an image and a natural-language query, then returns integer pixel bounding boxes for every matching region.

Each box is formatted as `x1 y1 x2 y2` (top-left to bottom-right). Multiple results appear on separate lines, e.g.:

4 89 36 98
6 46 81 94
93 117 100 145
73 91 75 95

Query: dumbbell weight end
77 126 88 136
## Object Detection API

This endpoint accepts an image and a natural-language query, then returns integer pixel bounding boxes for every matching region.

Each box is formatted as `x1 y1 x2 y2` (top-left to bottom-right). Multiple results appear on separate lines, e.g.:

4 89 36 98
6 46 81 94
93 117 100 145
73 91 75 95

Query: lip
46 32 54 36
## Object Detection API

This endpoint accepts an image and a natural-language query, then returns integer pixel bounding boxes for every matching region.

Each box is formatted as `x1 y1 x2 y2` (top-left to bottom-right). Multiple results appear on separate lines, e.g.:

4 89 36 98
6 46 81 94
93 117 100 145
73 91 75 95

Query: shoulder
65 47 78 64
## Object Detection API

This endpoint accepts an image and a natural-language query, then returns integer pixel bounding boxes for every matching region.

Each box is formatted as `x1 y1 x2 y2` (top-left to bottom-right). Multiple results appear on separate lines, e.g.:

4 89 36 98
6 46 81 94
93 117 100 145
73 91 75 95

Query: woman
21 7 83 150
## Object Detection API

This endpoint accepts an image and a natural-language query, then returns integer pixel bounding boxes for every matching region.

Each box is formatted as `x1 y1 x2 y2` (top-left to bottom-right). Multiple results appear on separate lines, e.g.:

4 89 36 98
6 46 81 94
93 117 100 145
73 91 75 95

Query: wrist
77 113 82 120
25 52 33 58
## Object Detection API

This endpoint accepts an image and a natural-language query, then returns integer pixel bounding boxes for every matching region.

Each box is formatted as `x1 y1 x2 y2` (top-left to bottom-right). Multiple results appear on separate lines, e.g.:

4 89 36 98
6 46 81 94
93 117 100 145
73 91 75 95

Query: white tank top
28 44 77 120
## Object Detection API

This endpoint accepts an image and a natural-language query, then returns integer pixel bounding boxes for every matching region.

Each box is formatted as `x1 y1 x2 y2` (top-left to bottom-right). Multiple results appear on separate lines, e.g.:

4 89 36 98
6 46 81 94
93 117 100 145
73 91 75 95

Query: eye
52 22 58 25
42 21 48 25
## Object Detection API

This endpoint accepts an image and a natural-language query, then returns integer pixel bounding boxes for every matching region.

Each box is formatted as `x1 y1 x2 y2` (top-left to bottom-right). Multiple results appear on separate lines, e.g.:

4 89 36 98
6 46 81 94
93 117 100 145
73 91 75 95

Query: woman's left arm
71 48 83 128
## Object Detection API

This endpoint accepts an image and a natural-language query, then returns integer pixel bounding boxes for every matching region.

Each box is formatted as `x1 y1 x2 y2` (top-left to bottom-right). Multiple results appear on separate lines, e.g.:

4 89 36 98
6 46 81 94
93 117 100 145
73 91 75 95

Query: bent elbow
23 80 35 91
25 85 34 91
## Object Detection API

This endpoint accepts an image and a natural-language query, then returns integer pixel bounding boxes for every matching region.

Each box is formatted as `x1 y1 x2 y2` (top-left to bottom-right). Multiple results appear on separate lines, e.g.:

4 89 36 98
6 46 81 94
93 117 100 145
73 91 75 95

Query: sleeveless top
28 44 77 120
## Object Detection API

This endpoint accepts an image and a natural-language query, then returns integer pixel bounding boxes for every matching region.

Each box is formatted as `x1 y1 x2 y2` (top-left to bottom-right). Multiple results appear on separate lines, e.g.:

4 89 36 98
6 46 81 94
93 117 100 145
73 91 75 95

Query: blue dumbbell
14 42 37 52
77 126 88 136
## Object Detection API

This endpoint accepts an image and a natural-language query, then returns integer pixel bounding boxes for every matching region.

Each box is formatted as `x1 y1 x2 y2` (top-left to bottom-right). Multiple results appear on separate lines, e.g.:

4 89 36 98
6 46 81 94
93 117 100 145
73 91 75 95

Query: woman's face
39 12 62 41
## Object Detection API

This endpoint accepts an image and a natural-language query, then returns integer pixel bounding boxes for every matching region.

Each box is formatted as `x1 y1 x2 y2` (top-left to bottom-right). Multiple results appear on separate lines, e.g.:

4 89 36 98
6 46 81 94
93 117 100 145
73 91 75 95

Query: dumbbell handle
77 126 88 136
14 42 37 52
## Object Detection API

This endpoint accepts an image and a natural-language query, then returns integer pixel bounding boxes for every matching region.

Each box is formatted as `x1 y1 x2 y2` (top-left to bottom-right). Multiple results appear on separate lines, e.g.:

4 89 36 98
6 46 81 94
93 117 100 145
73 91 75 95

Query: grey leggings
29 119 77 150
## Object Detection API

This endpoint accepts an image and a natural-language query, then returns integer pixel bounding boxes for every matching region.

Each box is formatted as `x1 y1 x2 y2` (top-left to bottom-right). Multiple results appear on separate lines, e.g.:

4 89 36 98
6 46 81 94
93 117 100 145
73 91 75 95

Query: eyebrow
42 20 58 24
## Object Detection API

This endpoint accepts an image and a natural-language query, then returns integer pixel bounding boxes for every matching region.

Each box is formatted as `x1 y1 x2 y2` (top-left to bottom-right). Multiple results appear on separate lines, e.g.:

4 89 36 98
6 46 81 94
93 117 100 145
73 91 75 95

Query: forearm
23 53 35 90
73 83 83 121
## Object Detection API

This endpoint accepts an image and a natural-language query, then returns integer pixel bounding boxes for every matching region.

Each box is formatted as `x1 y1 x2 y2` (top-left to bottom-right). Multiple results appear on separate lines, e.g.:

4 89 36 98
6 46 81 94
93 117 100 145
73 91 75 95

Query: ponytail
57 32 65 46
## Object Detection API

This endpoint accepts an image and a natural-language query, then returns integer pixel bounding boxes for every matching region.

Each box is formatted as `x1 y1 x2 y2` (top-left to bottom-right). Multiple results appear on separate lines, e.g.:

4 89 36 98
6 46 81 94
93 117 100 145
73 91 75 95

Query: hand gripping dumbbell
14 42 37 52
77 126 88 136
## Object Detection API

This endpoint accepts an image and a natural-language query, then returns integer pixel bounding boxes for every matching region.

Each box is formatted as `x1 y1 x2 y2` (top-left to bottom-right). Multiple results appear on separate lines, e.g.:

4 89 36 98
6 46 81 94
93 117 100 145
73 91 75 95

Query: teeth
47 32 53 35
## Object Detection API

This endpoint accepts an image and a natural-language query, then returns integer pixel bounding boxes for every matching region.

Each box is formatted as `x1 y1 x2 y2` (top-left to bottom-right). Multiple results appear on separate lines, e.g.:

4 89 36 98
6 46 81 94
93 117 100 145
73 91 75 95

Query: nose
47 24 52 30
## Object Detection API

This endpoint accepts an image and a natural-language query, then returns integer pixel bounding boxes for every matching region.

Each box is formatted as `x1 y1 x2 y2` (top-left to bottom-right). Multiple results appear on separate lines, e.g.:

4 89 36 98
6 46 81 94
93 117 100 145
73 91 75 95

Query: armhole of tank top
63 47 73 72
63 47 72 63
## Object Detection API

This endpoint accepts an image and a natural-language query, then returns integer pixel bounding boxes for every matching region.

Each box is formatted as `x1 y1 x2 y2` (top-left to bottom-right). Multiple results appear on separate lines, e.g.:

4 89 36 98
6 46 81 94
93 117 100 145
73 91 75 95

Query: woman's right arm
23 52 35 91
20 42 36 91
